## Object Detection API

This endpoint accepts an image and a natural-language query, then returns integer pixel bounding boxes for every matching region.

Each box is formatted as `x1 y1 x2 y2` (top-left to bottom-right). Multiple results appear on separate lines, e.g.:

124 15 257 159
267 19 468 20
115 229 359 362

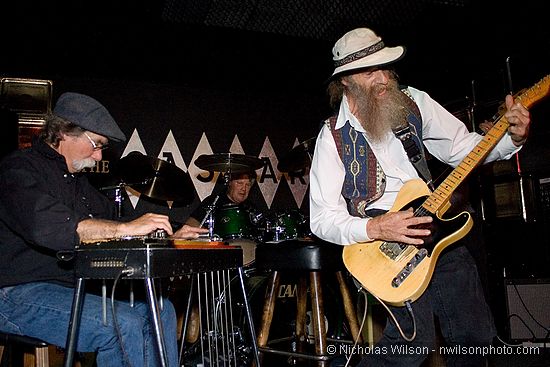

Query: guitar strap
393 125 434 191
395 88 434 191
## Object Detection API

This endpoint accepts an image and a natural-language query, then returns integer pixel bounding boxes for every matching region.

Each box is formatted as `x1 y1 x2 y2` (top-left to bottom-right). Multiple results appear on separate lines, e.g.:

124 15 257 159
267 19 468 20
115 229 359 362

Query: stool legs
309 271 329 367
336 271 363 344
23 345 49 367
256 270 280 357
255 270 359 367
295 276 308 354
0 338 50 367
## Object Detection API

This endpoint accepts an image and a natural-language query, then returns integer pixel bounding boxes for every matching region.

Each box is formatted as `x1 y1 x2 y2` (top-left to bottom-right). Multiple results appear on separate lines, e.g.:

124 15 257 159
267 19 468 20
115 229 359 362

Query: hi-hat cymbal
113 151 194 203
277 137 316 173
194 153 264 173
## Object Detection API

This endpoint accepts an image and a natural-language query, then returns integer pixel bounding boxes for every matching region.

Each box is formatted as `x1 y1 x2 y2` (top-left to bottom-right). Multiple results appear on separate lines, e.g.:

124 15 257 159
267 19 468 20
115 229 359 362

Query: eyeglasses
83 132 109 151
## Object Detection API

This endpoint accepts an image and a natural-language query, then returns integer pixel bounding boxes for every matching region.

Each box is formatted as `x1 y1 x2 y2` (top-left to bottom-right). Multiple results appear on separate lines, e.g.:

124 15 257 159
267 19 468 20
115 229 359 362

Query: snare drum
214 205 257 266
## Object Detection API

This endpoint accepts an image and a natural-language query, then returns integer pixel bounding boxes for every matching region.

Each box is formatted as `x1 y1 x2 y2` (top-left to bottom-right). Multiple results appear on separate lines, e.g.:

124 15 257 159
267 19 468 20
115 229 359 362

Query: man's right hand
117 213 173 237
367 208 432 245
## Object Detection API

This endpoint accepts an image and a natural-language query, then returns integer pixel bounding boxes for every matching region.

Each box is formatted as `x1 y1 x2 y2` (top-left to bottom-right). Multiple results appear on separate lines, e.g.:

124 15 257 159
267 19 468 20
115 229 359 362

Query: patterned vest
328 88 425 218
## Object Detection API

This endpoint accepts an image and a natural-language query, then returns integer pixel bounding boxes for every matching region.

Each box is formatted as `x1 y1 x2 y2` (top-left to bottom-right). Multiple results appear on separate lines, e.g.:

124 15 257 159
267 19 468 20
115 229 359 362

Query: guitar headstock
517 74 550 109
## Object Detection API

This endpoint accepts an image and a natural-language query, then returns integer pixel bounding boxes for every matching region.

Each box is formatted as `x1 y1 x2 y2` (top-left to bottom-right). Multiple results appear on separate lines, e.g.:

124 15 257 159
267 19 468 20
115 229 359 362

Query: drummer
186 170 258 228
0 92 206 367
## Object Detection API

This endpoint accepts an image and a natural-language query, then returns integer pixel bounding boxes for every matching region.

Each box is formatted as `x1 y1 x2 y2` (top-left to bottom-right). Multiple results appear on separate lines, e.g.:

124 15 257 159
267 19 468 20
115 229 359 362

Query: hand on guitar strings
504 94 530 146
366 208 432 246
172 224 209 239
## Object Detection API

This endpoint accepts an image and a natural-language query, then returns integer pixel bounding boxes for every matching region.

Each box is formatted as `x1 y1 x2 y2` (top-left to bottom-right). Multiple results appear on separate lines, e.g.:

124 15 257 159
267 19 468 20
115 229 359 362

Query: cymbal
194 153 264 173
277 137 316 173
113 151 194 203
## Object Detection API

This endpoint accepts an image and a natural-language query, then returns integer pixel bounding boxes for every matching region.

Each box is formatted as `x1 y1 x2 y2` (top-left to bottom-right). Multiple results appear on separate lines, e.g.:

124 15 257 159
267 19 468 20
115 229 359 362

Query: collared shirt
0 138 115 287
309 87 520 245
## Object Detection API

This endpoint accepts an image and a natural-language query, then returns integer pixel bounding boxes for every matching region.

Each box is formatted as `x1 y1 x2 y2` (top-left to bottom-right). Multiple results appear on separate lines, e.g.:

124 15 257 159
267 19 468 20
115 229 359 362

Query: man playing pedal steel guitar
309 28 530 366
0 92 206 367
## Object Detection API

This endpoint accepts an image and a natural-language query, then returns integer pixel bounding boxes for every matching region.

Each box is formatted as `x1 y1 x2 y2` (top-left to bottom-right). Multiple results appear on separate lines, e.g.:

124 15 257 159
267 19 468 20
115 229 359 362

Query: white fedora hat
331 28 405 78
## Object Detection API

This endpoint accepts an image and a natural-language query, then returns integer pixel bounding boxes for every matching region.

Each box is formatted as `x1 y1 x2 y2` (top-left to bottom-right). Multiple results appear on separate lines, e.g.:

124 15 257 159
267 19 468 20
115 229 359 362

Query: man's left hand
505 94 531 146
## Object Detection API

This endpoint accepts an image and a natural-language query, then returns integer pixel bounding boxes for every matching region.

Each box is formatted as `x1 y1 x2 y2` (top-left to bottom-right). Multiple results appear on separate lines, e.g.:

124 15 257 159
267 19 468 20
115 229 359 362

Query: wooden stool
0 332 49 367
254 239 362 367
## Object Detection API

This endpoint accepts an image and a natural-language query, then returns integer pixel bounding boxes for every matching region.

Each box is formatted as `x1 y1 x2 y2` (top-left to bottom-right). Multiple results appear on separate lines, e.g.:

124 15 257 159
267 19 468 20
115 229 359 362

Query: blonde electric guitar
343 74 550 306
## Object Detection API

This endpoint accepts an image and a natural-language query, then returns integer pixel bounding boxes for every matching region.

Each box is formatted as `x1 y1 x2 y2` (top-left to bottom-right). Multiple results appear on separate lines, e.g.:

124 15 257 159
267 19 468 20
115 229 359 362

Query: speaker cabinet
505 279 550 341
0 77 52 120
0 77 53 149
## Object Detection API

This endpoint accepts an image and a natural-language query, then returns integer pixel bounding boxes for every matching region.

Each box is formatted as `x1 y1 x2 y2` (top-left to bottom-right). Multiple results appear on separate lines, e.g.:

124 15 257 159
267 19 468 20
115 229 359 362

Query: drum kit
191 148 314 267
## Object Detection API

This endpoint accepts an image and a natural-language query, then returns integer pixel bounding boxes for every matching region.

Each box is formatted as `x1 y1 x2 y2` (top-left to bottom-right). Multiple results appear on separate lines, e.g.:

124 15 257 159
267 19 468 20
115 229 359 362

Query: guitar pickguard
398 196 471 256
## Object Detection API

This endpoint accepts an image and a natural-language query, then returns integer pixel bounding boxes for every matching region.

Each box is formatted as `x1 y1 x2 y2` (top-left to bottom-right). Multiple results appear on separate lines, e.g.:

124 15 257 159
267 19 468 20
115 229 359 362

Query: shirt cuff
498 134 522 159
349 217 373 244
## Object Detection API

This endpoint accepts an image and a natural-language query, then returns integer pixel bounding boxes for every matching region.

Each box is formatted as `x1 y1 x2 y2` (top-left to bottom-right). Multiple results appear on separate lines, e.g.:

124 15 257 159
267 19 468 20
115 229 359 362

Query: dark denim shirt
0 138 115 287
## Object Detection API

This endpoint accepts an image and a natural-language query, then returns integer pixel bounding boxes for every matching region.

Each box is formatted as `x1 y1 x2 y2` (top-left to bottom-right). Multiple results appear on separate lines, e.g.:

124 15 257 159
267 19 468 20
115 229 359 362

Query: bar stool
0 332 49 367
254 238 362 367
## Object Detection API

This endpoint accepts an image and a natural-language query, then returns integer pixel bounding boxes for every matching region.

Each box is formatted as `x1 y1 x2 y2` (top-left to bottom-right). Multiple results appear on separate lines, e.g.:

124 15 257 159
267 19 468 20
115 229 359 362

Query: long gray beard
349 79 411 143
72 158 96 172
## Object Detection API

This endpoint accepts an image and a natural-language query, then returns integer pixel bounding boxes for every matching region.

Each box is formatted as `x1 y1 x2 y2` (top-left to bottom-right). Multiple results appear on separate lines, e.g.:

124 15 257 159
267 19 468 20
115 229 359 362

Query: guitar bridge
391 248 428 288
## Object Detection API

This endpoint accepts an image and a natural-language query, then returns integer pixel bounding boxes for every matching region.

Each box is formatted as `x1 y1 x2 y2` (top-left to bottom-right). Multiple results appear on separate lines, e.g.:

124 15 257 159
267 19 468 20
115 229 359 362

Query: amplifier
505 278 550 341
537 177 550 218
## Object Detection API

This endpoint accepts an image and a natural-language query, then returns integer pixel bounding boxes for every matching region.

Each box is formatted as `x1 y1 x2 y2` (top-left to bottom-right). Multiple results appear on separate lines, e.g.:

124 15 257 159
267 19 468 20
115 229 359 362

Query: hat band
334 40 385 68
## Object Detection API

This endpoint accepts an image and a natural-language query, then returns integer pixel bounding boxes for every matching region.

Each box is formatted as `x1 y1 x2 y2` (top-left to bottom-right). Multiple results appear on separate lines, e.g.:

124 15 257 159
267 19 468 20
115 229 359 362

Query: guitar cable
111 269 134 367
373 293 417 342
343 288 369 367
343 284 417 367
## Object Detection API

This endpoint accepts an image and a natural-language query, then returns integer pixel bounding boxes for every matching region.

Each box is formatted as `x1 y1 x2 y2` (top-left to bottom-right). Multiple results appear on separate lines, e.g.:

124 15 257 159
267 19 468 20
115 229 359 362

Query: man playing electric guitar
309 28 531 366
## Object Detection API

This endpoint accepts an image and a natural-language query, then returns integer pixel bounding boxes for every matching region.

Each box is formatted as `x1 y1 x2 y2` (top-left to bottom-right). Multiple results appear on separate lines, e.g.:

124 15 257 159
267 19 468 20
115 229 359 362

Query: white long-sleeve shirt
309 86 520 245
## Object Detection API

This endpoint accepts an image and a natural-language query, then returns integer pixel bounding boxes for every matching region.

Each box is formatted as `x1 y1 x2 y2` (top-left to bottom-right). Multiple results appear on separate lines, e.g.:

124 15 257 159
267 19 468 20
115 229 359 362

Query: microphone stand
470 79 488 222
506 57 529 223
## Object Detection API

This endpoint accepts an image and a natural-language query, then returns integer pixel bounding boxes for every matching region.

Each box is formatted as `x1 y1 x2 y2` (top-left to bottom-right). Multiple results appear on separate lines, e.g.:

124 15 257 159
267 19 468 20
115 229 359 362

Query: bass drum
214 204 257 266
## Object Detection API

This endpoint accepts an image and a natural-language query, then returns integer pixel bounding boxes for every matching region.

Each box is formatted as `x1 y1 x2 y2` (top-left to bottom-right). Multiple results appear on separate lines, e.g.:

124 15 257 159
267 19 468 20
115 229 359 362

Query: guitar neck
422 117 509 214
419 74 550 215
421 75 550 214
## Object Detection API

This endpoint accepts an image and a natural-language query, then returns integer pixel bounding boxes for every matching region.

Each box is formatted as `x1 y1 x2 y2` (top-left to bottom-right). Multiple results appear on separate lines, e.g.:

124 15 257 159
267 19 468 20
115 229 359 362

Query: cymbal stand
99 182 127 219
199 161 234 240
200 196 220 239
100 179 150 219
99 181 128 322
114 183 125 219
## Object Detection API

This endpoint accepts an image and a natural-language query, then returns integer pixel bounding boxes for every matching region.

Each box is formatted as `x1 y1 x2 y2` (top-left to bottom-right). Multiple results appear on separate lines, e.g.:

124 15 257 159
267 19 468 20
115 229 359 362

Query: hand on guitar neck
367 208 432 246
479 94 530 146
504 94 530 146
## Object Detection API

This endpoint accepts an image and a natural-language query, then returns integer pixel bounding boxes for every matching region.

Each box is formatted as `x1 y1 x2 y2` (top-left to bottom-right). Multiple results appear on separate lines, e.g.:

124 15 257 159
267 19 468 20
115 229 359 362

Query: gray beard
348 79 411 143
72 158 96 172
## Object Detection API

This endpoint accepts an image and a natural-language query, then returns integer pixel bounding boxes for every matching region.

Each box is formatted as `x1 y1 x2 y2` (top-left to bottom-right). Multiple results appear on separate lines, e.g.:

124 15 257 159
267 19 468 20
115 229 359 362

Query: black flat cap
53 92 126 142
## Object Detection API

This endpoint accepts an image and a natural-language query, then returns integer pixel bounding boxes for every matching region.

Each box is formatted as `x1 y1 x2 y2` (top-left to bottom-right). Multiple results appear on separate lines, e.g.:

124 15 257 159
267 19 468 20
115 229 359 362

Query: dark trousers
357 243 496 367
